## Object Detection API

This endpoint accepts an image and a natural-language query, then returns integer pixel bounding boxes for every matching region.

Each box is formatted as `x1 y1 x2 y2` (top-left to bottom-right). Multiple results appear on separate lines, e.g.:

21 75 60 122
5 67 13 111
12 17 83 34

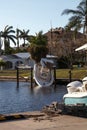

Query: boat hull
63 92 87 106
33 64 54 87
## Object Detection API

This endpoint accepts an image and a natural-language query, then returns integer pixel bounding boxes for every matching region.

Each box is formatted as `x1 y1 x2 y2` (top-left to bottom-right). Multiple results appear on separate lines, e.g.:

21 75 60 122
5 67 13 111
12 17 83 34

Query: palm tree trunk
24 38 26 46
4 38 6 54
17 38 19 50
16 29 20 51
85 0 87 38
0 32 1 54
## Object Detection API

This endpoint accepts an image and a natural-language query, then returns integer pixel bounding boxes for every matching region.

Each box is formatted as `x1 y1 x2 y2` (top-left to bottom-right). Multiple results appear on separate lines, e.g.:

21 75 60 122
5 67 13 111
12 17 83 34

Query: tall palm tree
16 28 20 50
18 29 29 46
28 31 48 63
61 0 87 81
61 0 87 35
1 25 16 54
34 31 47 46
29 31 47 46
0 34 3 55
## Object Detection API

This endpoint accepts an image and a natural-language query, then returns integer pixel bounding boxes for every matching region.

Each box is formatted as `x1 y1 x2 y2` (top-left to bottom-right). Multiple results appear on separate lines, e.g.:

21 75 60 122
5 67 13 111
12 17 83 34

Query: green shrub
28 44 48 63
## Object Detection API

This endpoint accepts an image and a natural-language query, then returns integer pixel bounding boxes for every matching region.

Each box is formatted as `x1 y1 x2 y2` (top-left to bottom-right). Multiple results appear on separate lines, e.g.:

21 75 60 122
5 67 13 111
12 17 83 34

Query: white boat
33 58 54 87
67 81 83 94
63 77 87 106
63 92 87 105
66 43 87 106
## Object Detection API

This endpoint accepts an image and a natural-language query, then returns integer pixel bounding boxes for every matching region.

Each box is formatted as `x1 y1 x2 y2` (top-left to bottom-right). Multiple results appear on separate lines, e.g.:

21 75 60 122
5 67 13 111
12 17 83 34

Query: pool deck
0 111 87 130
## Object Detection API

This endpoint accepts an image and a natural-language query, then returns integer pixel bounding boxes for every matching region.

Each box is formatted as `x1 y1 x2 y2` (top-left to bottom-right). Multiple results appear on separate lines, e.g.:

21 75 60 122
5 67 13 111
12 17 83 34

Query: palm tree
1 25 16 54
30 31 47 46
18 29 29 46
28 31 48 63
0 35 3 55
61 0 87 36
16 28 20 50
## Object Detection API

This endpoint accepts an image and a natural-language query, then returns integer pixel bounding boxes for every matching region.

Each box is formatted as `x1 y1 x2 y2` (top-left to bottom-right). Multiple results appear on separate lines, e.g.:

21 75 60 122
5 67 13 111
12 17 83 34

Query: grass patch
0 67 87 80
56 68 87 80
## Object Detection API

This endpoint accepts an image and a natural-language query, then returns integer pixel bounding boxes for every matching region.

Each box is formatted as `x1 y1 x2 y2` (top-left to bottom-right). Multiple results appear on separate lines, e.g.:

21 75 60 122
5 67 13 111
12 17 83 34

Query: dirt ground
0 111 87 130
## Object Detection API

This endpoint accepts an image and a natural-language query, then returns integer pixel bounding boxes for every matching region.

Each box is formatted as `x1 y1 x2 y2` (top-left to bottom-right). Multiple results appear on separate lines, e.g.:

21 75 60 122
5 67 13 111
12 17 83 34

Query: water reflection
0 81 67 114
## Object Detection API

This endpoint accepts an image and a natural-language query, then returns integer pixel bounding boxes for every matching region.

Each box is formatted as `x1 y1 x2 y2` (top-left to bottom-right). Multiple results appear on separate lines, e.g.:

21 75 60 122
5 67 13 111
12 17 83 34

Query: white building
0 52 58 70
0 52 34 70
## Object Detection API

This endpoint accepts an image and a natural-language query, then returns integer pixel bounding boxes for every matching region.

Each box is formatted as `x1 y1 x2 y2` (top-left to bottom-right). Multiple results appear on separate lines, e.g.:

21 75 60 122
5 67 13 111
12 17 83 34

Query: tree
29 31 47 46
61 0 87 67
61 0 87 81
28 31 48 63
0 36 3 55
61 0 87 36
18 29 29 46
1 25 16 54
16 28 20 51
0 59 6 70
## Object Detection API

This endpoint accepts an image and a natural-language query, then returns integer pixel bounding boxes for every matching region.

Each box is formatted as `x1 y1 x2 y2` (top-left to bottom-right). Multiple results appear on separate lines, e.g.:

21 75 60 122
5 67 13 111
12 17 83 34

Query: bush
58 57 69 69
0 60 6 66
28 44 48 63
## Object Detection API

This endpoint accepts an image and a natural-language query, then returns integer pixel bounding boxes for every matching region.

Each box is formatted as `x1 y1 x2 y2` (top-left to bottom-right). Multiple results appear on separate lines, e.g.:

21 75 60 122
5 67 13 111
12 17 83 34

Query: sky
0 0 81 47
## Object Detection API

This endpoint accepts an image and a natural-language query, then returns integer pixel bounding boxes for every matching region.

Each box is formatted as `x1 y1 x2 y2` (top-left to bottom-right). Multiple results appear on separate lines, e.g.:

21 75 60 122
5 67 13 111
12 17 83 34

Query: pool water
0 81 67 114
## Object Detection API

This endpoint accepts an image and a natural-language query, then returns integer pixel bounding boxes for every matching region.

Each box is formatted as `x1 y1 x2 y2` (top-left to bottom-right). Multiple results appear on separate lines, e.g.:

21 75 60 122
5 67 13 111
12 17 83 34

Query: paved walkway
0 114 87 130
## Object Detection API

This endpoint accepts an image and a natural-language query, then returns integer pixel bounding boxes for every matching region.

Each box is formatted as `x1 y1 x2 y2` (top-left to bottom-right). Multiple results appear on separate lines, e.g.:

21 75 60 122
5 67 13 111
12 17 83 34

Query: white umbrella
75 43 87 51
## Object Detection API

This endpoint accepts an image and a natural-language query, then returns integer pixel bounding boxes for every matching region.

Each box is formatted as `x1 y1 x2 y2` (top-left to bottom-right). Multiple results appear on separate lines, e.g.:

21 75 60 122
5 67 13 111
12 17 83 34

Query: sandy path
0 114 87 130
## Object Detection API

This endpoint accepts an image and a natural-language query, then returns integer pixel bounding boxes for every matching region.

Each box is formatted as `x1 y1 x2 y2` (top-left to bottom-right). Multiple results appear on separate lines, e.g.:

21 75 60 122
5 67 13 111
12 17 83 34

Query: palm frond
77 5 85 15
62 0 87 34
4 25 13 32
26 30 29 34
7 30 15 34
7 36 16 45
79 0 86 7
61 9 78 15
